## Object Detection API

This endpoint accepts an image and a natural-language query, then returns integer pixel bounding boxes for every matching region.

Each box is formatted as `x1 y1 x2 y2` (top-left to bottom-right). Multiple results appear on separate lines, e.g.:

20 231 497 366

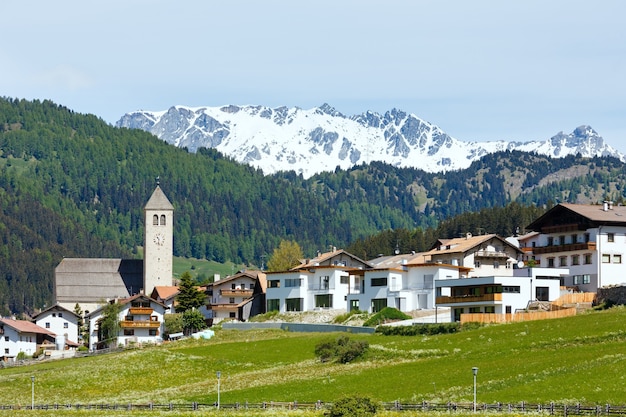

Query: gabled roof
32 303 81 320
293 249 372 270
117 293 166 308
208 270 267 291
144 185 174 211
426 233 523 256
369 252 428 269
151 286 179 301
526 202 626 231
0 318 55 336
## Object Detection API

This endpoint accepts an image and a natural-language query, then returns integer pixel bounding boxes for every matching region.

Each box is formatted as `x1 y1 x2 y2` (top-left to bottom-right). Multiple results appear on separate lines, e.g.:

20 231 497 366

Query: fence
460 308 577 325
4 401 626 415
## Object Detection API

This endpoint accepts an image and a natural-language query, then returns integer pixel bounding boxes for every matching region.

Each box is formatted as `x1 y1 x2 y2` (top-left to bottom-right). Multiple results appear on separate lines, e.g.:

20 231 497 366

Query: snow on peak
115 105 624 178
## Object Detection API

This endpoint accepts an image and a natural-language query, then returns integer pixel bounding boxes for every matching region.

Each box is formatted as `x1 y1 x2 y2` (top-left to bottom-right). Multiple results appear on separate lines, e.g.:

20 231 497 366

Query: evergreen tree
175 271 205 313
73 303 86 345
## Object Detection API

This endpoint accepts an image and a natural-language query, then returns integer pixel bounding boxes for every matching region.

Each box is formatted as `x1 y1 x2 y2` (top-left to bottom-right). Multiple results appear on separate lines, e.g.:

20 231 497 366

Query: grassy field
1 307 625 415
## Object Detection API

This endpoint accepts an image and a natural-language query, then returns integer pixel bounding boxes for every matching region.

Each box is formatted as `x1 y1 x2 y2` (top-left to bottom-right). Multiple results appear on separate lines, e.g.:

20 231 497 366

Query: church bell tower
143 180 174 295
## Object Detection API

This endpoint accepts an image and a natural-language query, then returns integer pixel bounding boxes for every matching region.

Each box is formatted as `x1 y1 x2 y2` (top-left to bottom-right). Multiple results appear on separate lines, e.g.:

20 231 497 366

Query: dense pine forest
1 97 626 316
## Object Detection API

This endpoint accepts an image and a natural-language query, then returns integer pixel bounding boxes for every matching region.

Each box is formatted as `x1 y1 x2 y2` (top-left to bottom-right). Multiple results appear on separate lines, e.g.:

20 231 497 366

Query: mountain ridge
116 103 624 178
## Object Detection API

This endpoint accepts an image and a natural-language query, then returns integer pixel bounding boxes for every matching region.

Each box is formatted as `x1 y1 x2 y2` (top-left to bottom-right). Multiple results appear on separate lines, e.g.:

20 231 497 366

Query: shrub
362 307 411 327
314 335 369 364
326 396 379 417
375 322 460 336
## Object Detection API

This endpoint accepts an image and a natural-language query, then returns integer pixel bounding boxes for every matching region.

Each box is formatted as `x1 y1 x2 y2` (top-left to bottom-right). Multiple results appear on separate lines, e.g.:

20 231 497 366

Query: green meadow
1 307 625 416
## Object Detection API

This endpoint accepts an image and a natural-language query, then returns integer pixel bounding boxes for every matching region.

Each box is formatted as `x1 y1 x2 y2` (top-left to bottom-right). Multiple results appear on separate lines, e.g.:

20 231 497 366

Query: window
4 348 8 354
571 255 580 265
160 215 166 226
267 299 280 312
547 236 554 246
613 254 622 264
571 234 578 244
315 294 333 308
536 287 549 301
149 329 158 336
583 274 591 284
608 233 615 242
505 306 512 314
45 322 50 328
474 261 481 268
559 256 567 267
469 307 481 313
4 336 8 342
584 253 592 264
229 298 235 304
231 283 236 289
340 276 349 285
125 316 134 321
602 254 611 263
123 329 134 336
484 306 495 313
502 286 520 293
573 275 581 285
371 277 388 287
151 316 158 321
58 313 63 318
493 261 500 269
268 280 280 288
285 278 302 287
585 233 590 242
153 214 159 225
371 298 387 313
285 298 303 312
229 312 236 318
63 323 68 329
547 258 555 267
350 300 360 311
559 235 565 245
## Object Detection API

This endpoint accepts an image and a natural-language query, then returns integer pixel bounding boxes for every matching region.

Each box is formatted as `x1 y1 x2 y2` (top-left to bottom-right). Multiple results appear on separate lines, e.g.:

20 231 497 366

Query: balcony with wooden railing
436 293 502 304
208 304 238 312
220 289 253 297
532 242 596 255
474 250 510 258
129 307 154 315
120 320 161 329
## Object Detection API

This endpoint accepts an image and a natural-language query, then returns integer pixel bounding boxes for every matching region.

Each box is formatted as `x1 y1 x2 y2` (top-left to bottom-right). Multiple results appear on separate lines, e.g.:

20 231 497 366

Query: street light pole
472 367 478 412
31 375 35 410
216 371 221 410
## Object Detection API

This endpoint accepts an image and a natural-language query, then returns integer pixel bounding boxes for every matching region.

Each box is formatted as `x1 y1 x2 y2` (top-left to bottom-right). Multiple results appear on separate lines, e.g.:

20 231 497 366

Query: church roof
144 185 174 211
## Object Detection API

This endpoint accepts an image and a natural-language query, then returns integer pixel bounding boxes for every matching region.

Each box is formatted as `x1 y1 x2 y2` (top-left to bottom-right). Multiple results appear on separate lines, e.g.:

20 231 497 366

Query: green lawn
1 307 625 415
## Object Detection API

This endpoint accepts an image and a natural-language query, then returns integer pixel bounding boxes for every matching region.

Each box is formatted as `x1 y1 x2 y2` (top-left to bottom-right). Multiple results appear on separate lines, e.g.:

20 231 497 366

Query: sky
2 1 626 153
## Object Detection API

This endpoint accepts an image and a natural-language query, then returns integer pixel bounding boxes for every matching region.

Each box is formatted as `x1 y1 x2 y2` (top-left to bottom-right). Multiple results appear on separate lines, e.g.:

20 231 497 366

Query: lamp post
31 375 35 410
472 367 478 412
216 371 221 410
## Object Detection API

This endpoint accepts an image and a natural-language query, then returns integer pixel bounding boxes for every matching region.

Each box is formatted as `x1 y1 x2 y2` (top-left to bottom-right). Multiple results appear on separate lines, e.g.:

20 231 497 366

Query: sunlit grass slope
1 307 625 407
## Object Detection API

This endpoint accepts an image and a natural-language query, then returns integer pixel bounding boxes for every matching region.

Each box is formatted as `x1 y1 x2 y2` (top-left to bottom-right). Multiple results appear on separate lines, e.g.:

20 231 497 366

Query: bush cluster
362 307 411 327
375 322 460 336
314 335 369 364
325 396 379 417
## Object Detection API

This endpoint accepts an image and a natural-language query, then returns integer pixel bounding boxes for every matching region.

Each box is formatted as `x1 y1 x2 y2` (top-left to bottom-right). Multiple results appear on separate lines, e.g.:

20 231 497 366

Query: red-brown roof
0 318 55 336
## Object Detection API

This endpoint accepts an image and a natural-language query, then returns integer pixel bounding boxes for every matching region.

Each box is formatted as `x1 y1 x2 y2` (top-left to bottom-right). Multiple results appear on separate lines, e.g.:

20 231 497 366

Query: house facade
265 249 371 313
347 252 470 313
205 270 267 323
86 294 166 350
523 202 626 291
0 318 55 361
435 267 566 322
426 233 523 276
32 304 81 347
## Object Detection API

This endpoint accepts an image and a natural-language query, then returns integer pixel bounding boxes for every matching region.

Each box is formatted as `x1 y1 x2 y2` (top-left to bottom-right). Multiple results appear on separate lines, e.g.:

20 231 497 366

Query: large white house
265 249 371 313
522 202 626 291
347 252 470 313
0 318 55 361
435 267 567 322
32 304 81 348
86 294 166 350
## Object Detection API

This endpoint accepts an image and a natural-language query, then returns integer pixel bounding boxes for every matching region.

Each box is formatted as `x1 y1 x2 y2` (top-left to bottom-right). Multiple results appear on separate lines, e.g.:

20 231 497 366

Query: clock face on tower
153 232 165 246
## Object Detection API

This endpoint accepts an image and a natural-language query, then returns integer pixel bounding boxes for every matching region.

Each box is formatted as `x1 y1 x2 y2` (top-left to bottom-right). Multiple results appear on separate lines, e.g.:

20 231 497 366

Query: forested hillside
1 97 626 315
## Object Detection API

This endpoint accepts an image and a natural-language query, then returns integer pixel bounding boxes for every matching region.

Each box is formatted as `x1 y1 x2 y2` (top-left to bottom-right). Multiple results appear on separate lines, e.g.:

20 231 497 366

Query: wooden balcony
120 320 161 329
129 307 153 315
436 293 502 304
220 289 253 297
533 242 596 255
208 304 238 311
475 250 510 258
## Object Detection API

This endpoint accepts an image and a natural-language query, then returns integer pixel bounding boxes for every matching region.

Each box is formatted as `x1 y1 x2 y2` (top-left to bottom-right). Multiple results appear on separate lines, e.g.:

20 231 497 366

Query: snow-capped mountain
116 104 624 178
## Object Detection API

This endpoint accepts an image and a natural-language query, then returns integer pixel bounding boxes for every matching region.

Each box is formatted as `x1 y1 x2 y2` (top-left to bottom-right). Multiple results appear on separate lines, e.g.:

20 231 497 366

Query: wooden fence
552 292 597 306
5 401 626 415
460 308 577 325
